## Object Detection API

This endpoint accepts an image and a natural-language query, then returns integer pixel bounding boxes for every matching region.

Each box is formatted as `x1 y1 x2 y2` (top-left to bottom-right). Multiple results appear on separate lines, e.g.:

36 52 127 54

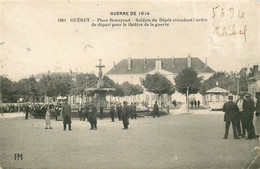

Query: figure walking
153 101 159 118
117 103 122 121
88 102 97 130
45 105 54 129
244 93 256 139
110 103 115 122
122 101 130 130
255 92 260 137
222 95 239 139
62 99 72 131
236 93 245 137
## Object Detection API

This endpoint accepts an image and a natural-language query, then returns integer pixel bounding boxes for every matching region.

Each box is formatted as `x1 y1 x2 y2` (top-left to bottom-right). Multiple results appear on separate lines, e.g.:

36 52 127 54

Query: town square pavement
0 109 259 169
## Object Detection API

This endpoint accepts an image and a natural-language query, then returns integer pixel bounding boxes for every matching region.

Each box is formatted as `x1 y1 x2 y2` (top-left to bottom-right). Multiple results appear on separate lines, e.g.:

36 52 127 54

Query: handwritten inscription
212 5 247 42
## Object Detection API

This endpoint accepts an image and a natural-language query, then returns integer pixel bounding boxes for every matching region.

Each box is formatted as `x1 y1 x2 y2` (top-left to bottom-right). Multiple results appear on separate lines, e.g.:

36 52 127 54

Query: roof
106 57 215 75
206 87 229 94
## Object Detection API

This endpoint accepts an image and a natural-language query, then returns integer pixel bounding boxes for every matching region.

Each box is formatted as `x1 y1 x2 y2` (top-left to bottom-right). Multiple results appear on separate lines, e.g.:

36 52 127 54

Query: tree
17 76 38 102
0 75 18 103
174 68 202 109
140 72 175 105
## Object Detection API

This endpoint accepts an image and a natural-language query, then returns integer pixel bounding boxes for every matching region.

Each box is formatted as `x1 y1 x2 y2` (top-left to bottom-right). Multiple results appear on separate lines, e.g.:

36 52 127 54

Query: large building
106 55 215 105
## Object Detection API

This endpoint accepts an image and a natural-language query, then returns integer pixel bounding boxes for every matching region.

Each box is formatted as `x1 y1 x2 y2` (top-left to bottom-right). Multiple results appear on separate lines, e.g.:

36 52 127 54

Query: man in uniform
130 102 134 119
88 101 97 130
78 103 83 121
116 103 122 121
100 106 104 120
62 99 72 131
110 103 115 122
236 92 245 137
255 92 260 137
222 95 239 139
25 103 30 120
122 101 130 130
153 101 159 118
244 93 256 139
133 102 137 119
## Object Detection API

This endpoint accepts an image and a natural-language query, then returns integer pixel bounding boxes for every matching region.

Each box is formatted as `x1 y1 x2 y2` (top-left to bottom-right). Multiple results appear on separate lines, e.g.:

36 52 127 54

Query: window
155 60 162 69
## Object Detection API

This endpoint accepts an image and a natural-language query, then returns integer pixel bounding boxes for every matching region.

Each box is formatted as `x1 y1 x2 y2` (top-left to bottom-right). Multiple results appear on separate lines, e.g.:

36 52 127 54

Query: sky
0 0 259 81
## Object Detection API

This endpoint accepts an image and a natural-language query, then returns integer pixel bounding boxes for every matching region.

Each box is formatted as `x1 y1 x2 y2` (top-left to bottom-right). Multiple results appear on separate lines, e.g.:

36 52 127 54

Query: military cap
228 95 233 99
244 93 252 97
238 92 245 96
256 92 260 95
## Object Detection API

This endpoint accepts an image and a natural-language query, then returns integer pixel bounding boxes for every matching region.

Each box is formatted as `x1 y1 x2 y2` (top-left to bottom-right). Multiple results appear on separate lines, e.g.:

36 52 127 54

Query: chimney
205 57 208 67
127 56 132 70
187 53 191 68
172 56 175 68
144 57 147 69
113 61 116 70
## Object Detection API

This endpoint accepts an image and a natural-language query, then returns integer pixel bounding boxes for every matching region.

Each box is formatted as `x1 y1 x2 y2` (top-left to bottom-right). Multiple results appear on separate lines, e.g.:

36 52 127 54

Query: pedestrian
110 103 115 122
173 100 177 107
153 101 159 118
88 102 97 130
133 102 137 119
117 103 122 121
197 100 200 108
122 101 130 130
130 102 134 119
45 105 54 129
222 95 239 139
244 93 256 139
191 100 194 108
78 103 83 121
100 106 104 120
194 99 197 108
84 103 89 121
255 92 260 137
62 99 72 131
25 103 30 120
236 92 245 137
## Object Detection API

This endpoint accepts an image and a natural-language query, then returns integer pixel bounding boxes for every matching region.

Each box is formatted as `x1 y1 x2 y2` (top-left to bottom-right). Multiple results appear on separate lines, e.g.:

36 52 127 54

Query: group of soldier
77 101 138 130
223 91 260 139
22 103 62 120
190 99 200 108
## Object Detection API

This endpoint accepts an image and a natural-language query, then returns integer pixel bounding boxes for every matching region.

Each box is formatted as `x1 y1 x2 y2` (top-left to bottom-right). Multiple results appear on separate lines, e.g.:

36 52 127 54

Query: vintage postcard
0 0 260 169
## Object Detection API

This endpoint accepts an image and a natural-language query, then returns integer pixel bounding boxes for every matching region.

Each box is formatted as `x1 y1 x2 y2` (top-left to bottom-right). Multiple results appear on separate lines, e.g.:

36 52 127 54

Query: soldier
194 99 197 108
191 100 194 108
25 103 30 120
88 102 97 130
197 100 200 108
100 106 104 120
117 103 122 121
122 101 130 130
153 101 159 118
255 92 260 137
84 103 89 121
62 99 72 131
244 93 256 139
222 95 239 139
236 93 245 137
110 103 115 122
130 102 135 119
133 102 137 119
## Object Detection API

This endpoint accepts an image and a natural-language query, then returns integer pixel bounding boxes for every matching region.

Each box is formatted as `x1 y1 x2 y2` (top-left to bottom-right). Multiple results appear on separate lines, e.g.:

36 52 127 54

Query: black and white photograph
0 0 260 168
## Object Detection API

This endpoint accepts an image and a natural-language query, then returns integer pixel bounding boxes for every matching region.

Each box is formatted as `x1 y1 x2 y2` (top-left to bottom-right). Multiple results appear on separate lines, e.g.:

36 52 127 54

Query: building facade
106 55 215 106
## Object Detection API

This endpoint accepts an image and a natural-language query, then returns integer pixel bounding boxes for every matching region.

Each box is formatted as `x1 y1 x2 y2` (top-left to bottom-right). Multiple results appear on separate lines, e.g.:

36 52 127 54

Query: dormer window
155 60 162 69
